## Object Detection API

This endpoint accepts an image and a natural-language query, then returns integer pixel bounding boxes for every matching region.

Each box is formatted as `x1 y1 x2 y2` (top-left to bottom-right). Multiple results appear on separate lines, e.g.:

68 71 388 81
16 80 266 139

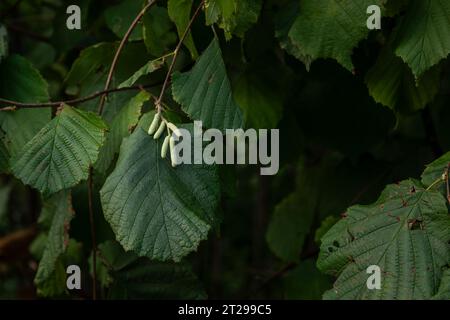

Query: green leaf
266 162 320 262
289 0 385 71
433 269 450 300
35 191 75 293
0 55 51 155
274 0 312 70
0 24 8 62
205 0 262 40
100 128 220 262
233 69 283 129
366 43 440 113
97 241 207 299
95 91 150 173
104 0 144 41
421 152 450 187
283 260 332 300
315 216 340 244
0 109 51 156
119 58 166 88
318 180 450 299
0 55 49 103
266 192 316 262
394 0 450 78
11 105 107 195
172 38 243 130
143 5 177 57
168 0 198 59
65 42 152 121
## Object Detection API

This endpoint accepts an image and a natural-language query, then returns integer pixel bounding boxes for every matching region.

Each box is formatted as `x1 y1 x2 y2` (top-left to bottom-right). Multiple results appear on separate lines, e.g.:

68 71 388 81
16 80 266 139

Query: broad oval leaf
318 180 450 300
289 0 385 71
100 128 220 262
394 0 450 78
172 38 243 130
11 105 107 195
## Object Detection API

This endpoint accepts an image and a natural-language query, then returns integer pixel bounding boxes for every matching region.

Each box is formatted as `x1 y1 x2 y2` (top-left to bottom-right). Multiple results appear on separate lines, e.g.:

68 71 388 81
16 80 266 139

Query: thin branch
156 0 205 111
98 0 157 116
0 82 162 110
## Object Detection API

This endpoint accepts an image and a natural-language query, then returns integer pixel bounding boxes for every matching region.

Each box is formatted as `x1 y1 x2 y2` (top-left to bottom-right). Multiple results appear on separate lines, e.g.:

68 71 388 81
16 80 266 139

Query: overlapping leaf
172 38 243 130
65 42 152 121
0 55 49 103
95 91 150 173
143 5 177 57
0 55 51 156
168 0 198 59
205 0 262 40
100 128 220 261
119 58 166 88
394 0 450 78
11 105 107 195
366 43 440 113
288 0 385 71
318 180 450 299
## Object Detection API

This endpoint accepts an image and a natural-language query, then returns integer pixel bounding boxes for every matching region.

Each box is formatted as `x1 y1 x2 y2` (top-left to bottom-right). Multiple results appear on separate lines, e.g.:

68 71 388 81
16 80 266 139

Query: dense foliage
1 0 450 300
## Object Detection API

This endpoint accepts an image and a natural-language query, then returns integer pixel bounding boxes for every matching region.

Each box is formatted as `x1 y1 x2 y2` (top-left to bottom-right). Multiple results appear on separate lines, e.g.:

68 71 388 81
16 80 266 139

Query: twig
0 83 162 110
155 0 205 111
98 0 157 116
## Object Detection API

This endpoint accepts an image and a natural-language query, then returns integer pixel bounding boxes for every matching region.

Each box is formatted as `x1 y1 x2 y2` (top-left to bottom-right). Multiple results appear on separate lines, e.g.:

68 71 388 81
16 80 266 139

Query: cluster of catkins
148 113 181 167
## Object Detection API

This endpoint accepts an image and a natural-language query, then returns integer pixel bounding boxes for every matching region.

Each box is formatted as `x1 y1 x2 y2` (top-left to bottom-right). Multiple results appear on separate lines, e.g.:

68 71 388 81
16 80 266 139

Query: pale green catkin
170 136 177 167
153 121 166 139
167 122 182 137
161 136 170 158
148 113 161 135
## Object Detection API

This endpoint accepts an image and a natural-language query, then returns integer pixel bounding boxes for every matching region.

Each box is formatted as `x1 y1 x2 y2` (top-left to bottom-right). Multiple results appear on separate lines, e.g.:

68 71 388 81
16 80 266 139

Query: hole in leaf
407 218 423 230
